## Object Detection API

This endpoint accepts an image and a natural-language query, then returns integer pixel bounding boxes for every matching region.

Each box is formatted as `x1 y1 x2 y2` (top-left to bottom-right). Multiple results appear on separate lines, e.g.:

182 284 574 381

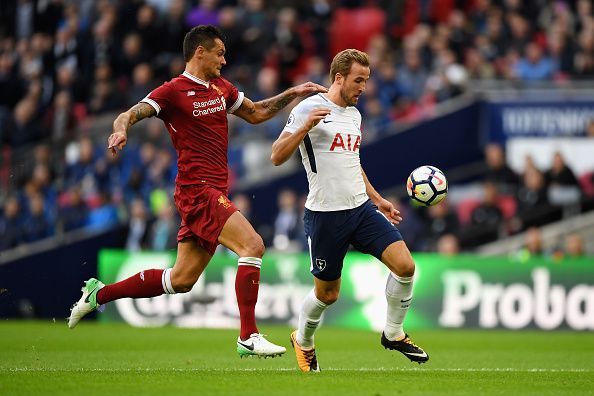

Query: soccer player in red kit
68 25 327 358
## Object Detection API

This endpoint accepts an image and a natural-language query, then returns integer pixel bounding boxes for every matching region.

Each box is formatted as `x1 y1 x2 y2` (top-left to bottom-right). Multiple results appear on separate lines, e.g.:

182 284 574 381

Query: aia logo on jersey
217 195 231 209
329 133 361 152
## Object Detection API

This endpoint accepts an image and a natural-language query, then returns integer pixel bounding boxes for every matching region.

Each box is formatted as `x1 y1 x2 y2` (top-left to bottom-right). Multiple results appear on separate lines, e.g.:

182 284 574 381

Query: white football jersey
283 93 368 211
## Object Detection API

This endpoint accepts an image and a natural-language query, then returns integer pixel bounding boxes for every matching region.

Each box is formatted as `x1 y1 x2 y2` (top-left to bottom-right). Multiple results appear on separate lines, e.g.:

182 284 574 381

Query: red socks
97 269 167 305
95 259 263 341
235 258 262 340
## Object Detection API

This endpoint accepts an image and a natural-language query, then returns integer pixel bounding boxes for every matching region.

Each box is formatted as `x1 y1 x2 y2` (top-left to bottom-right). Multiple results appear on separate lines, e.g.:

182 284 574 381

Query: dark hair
183 25 225 62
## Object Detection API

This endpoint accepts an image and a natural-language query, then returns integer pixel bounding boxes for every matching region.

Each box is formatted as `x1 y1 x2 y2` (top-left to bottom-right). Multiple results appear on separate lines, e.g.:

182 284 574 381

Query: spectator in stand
301 0 332 56
362 96 390 139
232 193 271 247
64 136 97 192
546 151 581 206
373 59 402 111
145 148 176 191
59 185 89 233
397 49 428 101
0 51 26 109
134 4 164 59
234 67 285 139
514 42 556 81
459 181 504 248
44 90 78 145
125 198 152 252
86 191 119 232
484 143 520 195
472 181 504 230
546 151 580 187
236 0 271 71
0 196 24 251
78 16 118 83
521 154 539 179
117 32 150 83
53 25 79 72
186 0 220 28
423 199 459 252
88 63 123 114
294 56 327 86
149 199 179 251
93 147 125 196
436 234 460 256
507 12 532 52
160 0 187 57
515 226 547 261
516 167 561 230
271 7 306 89
562 233 586 258
126 63 155 108
547 26 575 77
385 196 425 252
272 188 302 251
30 163 57 223
6 97 43 147
23 193 52 243
54 63 88 104
574 24 594 78
217 6 245 68
20 144 54 188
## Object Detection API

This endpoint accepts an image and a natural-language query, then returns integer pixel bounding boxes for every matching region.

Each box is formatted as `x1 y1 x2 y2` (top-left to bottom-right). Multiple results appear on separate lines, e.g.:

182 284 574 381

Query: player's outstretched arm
234 82 327 124
271 108 330 166
361 167 402 225
108 102 156 156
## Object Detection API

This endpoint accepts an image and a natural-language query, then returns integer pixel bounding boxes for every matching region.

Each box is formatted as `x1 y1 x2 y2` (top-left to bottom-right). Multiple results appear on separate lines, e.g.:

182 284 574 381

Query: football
406 165 448 206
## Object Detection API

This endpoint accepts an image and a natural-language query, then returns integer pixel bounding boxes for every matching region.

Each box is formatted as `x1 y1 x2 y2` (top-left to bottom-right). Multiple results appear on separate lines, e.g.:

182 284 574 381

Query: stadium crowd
1 0 594 254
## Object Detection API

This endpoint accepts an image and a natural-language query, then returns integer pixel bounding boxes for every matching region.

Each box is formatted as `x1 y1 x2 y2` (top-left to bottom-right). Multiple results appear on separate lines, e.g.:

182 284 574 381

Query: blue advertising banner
484 100 594 142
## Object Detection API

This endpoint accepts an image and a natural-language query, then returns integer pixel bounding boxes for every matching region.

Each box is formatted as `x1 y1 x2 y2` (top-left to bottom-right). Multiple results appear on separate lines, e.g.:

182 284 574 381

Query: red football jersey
141 71 244 190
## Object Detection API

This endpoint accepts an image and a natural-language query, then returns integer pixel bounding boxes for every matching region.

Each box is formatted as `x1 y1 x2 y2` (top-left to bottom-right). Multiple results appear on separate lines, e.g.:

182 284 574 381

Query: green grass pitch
0 321 592 395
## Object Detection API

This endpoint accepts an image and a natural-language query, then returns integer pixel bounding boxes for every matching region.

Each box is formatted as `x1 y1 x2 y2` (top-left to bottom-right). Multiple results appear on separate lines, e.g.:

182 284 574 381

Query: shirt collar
182 71 210 88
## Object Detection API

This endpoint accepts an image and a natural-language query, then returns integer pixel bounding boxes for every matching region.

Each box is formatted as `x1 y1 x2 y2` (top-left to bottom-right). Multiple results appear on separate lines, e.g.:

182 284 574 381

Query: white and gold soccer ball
406 165 448 207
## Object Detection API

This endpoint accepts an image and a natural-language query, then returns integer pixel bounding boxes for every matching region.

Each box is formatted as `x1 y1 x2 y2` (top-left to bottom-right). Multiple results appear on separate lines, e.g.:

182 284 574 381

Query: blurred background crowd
1 0 593 257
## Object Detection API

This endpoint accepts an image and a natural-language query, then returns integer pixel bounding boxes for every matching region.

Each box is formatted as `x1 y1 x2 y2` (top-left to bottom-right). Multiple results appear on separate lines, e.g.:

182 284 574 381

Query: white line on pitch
3 367 592 373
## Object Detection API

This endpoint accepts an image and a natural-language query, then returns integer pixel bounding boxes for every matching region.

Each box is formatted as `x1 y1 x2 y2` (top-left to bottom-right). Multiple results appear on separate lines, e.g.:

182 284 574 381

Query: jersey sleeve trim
228 91 244 113
140 96 161 115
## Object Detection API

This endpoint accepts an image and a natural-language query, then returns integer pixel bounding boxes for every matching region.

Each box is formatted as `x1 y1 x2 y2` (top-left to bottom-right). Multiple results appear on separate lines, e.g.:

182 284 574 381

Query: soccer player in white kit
271 49 429 372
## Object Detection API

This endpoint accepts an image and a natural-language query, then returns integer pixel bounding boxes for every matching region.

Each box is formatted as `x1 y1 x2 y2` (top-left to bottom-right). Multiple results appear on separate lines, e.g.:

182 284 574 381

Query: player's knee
240 235 265 258
171 274 197 293
316 289 340 305
396 258 415 278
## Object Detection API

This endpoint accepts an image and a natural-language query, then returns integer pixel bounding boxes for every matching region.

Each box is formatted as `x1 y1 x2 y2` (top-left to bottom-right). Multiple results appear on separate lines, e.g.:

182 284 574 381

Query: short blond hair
329 49 370 83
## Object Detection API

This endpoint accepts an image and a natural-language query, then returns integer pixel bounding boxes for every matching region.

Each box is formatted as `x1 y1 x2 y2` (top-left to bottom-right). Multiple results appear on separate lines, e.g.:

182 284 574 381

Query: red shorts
174 184 237 255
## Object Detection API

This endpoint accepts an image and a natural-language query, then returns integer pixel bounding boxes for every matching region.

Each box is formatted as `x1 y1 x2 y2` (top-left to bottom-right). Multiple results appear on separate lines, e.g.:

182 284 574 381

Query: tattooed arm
107 102 156 156
233 81 327 124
